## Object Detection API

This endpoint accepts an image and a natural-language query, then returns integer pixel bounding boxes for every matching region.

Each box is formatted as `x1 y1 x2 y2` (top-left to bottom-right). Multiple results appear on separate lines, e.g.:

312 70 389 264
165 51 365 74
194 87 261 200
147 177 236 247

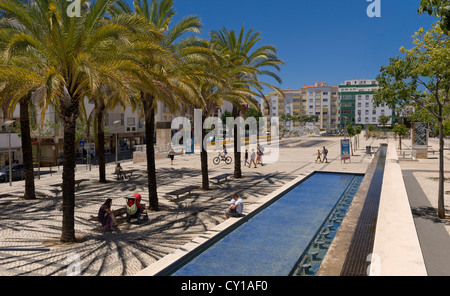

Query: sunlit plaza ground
0 135 449 276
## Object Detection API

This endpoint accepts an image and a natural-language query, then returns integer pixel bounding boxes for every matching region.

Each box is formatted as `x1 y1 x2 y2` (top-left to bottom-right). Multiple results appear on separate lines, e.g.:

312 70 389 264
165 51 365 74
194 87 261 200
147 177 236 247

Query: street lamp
4 120 16 186
114 120 121 164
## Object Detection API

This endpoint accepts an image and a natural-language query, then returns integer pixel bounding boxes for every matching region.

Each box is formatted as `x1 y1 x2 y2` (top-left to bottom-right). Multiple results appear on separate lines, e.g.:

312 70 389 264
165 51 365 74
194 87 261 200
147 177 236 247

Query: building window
127 117 135 126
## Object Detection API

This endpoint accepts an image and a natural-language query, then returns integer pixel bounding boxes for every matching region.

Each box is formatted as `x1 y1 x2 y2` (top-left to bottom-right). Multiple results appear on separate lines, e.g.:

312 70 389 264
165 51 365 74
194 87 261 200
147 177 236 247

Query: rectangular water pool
170 172 363 276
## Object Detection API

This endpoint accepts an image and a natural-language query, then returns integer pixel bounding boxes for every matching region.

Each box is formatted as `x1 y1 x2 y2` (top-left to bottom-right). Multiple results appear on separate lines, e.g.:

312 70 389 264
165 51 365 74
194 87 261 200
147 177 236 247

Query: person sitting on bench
98 198 118 231
115 163 127 179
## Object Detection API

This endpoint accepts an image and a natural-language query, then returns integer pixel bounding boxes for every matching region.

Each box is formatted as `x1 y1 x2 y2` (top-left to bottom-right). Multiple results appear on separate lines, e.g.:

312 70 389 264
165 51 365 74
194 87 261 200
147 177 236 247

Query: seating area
210 173 232 184
51 179 89 190
166 185 199 199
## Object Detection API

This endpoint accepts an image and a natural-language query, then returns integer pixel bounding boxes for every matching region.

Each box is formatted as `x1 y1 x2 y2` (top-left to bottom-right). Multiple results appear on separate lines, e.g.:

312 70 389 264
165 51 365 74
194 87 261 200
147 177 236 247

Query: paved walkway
0 134 449 276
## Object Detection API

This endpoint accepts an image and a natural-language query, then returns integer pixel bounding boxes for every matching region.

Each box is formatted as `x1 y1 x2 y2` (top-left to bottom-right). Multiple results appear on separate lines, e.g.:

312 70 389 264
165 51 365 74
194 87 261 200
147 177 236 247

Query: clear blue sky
124 0 436 92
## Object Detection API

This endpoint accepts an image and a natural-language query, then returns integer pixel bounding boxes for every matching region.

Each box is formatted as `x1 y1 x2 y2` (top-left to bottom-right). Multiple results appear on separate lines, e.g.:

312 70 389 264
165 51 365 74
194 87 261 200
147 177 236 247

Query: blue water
172 172 361 276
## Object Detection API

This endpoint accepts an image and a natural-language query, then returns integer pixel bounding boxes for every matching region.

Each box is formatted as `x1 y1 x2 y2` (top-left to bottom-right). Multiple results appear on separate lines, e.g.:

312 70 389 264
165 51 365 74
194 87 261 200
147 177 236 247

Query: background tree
119 0 203 211
378 114 390 137
355 125 363 149
393 124 408 150
419 0 450 34
375 23 450 219
346 124 356 156
210 26 284 179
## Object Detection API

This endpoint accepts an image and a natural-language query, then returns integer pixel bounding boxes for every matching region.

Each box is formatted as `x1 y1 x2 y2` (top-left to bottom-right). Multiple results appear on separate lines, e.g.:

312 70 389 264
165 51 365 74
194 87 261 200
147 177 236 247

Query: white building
338 79 392 127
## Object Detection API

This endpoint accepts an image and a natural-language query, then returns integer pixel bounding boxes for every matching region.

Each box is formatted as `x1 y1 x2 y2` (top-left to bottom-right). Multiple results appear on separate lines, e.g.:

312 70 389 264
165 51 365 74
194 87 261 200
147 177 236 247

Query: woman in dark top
98 198 118 231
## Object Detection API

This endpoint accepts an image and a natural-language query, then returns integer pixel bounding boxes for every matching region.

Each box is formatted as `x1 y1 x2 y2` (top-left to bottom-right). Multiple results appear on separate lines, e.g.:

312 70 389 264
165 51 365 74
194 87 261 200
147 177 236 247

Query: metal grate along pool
168 172 364 276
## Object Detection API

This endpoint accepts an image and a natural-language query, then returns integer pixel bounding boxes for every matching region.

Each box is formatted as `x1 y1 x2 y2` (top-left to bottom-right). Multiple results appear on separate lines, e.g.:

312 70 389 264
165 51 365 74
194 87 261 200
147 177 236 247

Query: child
244 149 249 165
315 150 322 163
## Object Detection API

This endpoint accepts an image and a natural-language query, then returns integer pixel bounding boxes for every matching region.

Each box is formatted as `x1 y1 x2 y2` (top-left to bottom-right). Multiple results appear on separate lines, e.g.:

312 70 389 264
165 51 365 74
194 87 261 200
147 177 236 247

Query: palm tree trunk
96 100 107 183
143 93 158 211
201 112 209 190
232 106 242 178
19 94 36 200
60 91 79 243
60 116 78 243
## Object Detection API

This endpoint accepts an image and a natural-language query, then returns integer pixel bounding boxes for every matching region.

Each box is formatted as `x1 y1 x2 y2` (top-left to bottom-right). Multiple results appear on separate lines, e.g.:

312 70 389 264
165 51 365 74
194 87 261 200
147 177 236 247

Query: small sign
185 138 194 154
341 139 351 162
79 140 85 148
51 145 56 151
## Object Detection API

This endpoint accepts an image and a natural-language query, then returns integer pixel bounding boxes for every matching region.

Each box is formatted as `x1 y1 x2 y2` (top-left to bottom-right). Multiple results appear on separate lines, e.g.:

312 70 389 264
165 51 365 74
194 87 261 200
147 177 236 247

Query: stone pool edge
134 173 311 276
135 170 366 276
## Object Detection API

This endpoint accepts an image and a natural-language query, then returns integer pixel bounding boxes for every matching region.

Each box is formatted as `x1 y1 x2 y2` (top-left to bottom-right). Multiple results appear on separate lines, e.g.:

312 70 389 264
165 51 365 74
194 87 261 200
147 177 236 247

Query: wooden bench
51 179 88 190
210 173 232 184
89 207 127 222
112 170 136 180
166 185 199 199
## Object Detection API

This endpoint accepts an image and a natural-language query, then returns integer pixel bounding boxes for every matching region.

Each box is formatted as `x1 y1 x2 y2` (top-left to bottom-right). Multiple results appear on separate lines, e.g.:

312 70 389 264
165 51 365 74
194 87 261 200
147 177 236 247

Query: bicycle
213 153 232 165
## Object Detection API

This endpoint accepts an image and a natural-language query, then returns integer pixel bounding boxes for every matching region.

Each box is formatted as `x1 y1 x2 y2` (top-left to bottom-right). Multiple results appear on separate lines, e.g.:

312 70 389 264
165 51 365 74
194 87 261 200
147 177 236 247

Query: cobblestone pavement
1 135 446 276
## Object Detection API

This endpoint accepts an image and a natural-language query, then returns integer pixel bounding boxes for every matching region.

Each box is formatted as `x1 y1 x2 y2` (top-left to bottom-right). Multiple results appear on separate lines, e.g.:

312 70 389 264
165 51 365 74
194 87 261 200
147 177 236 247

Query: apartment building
338 79 392 128
262 81 339 131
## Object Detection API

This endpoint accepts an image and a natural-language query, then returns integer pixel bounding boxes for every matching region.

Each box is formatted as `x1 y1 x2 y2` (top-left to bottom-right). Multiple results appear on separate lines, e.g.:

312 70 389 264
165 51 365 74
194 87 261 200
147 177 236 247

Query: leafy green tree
375 24 450 218
378 115 391 137
355 125 363 149
392 124 408 150
346 125 355 156
418 0 450 34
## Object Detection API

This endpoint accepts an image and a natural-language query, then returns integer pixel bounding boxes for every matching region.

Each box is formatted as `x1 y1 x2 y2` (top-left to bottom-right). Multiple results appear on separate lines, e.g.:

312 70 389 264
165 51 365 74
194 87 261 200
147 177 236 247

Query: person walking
322 146 329 163
244 149 249 166
315 149 322 163
169 148 175 165
257 144 264 166
249 149 257 168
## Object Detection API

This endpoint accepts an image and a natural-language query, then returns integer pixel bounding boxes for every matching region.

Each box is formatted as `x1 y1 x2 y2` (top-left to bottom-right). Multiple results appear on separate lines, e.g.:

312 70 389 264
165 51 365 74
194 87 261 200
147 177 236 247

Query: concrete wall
369 143 427 276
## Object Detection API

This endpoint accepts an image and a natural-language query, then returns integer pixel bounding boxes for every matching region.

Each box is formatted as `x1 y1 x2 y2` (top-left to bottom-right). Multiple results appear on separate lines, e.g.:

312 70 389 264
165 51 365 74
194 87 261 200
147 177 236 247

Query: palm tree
129 0 202 211
184 39 256 190
210 26 284 178
0 0 151 242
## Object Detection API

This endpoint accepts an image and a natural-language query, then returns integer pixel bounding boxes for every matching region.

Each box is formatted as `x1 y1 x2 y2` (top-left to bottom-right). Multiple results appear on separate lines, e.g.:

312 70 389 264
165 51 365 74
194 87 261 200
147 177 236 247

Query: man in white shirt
225 194 244 219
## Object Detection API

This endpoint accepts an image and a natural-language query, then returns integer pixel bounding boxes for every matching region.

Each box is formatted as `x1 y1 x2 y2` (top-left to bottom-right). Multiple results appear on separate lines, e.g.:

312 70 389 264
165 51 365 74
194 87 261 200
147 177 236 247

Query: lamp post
114 120 121 164
4 120 16 186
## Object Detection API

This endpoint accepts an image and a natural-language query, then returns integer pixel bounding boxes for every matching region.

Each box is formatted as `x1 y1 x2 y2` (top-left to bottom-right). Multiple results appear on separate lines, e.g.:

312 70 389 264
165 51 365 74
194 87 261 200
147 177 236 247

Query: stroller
125 193 148 223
